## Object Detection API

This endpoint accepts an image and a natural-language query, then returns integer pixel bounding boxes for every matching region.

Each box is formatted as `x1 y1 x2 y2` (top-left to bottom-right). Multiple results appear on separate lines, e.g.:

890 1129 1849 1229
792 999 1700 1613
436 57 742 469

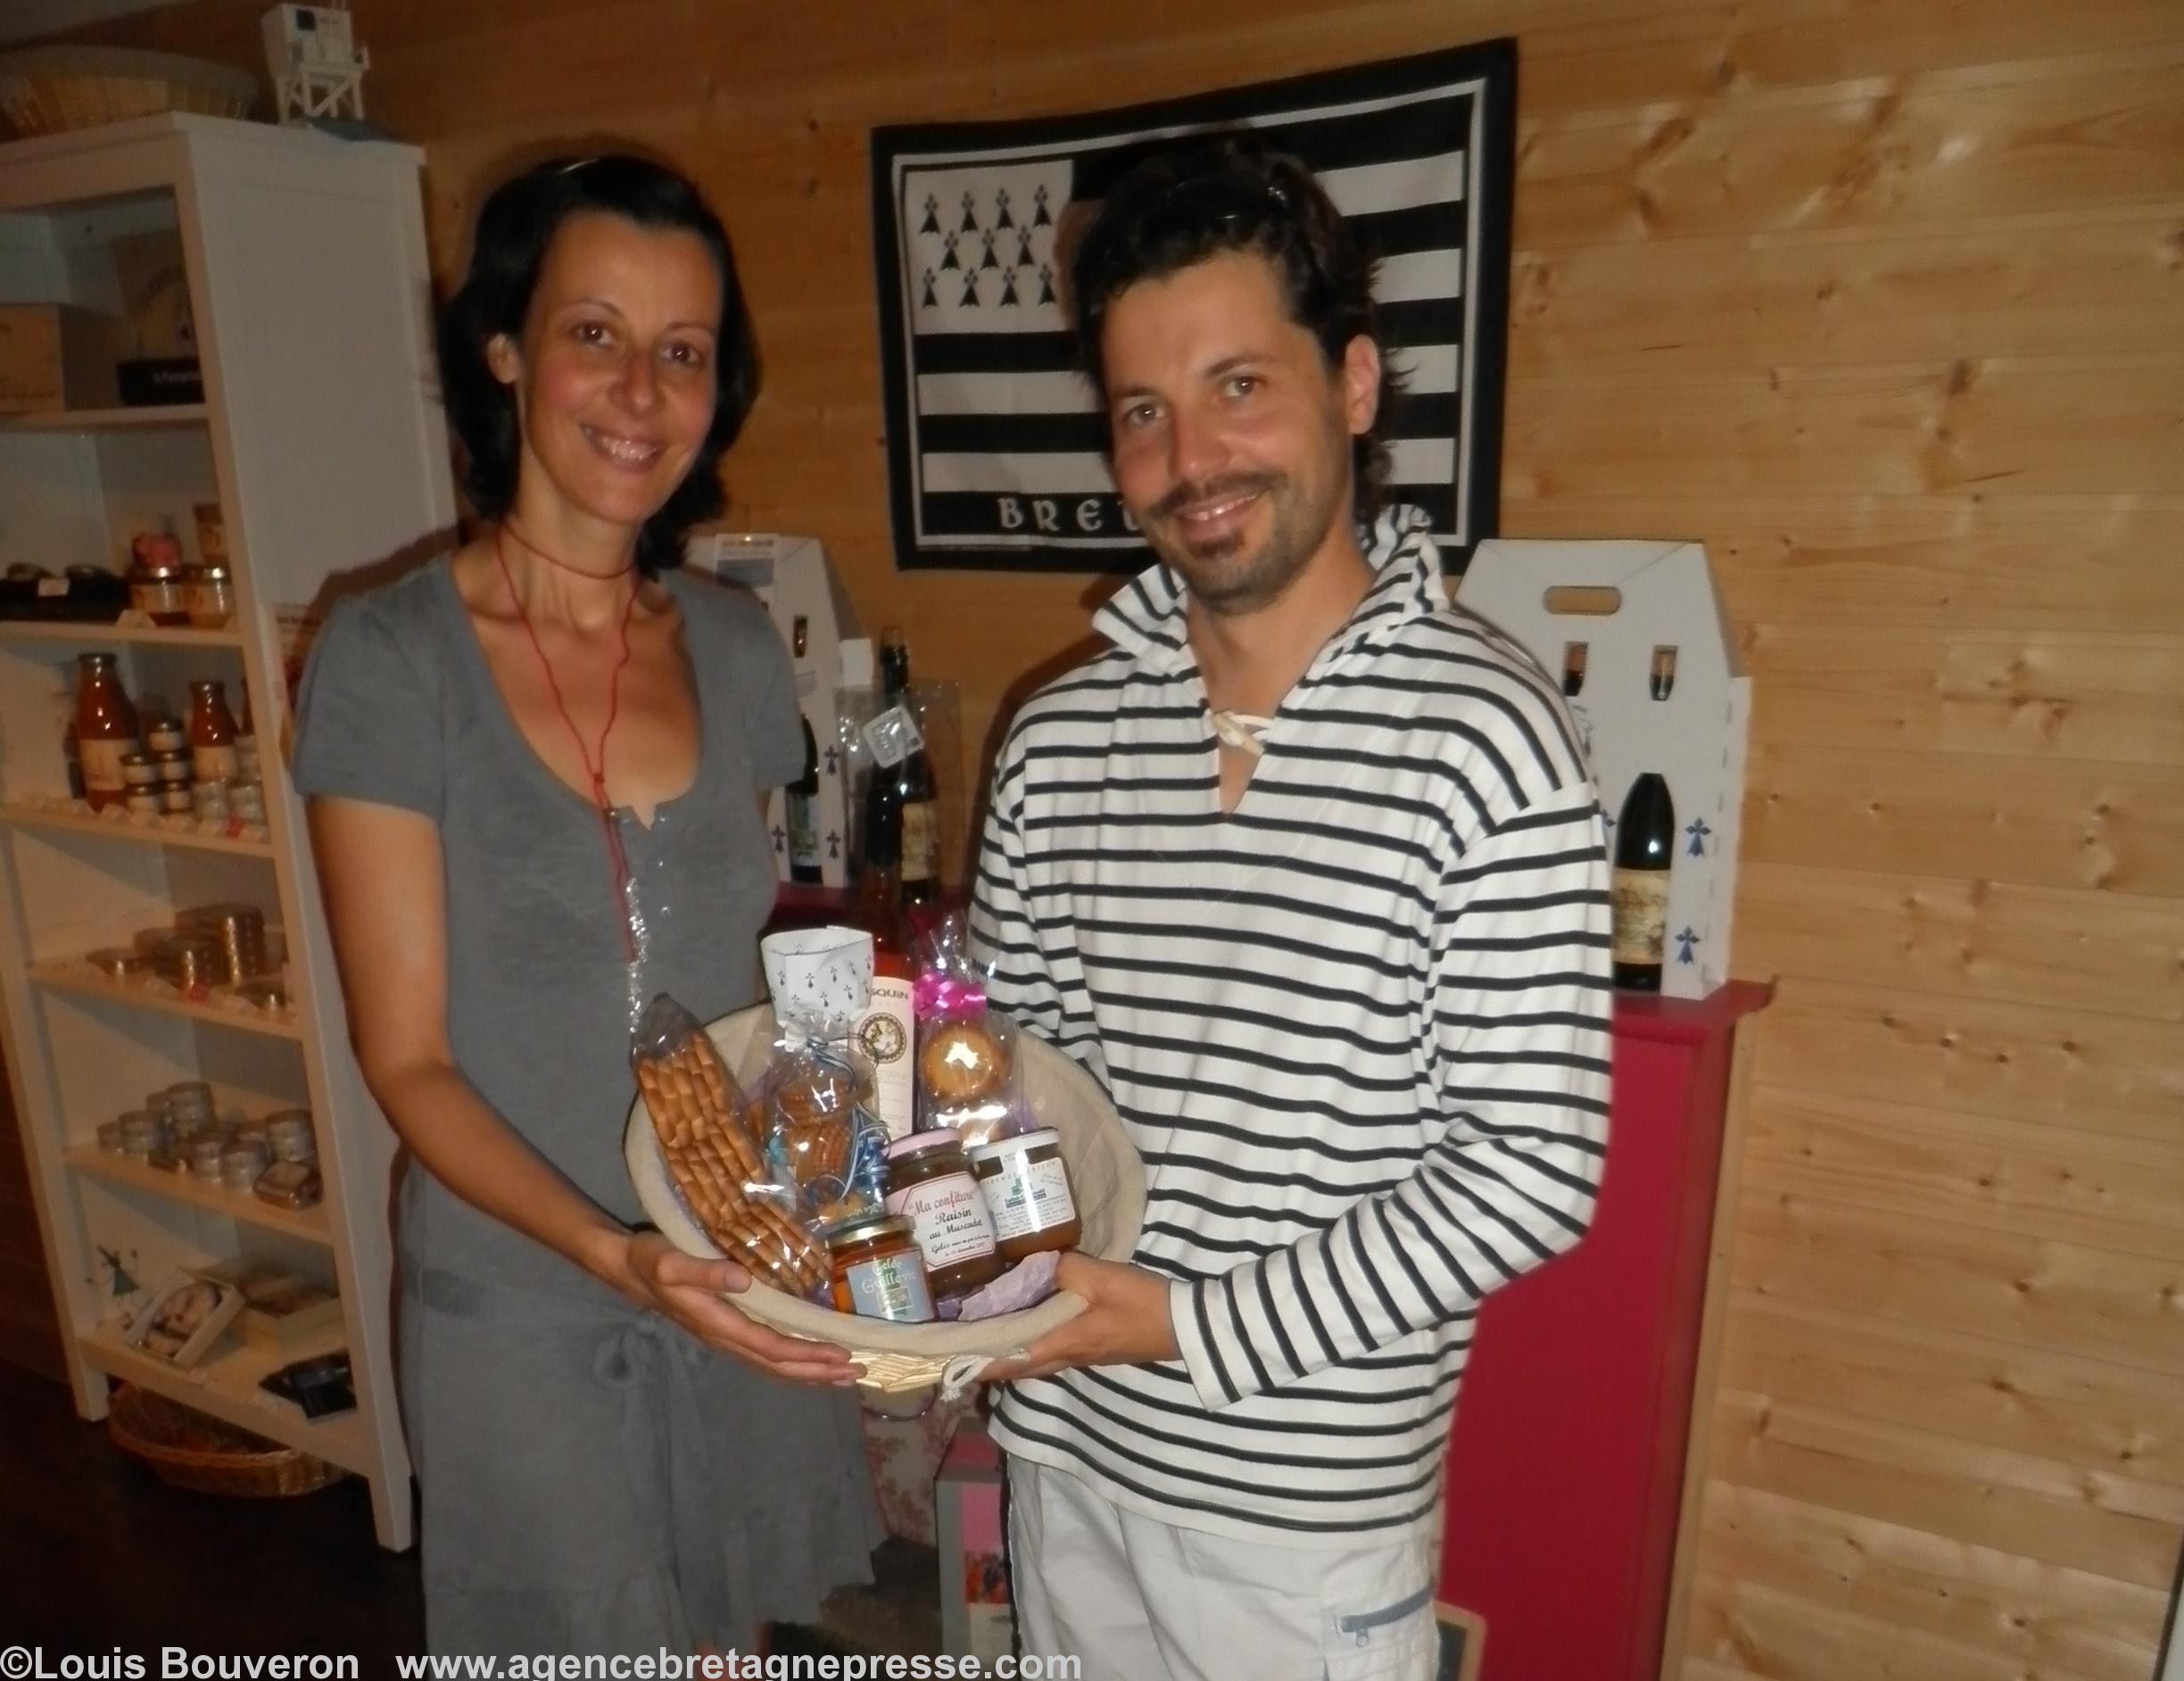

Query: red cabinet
1437 982 1770 1680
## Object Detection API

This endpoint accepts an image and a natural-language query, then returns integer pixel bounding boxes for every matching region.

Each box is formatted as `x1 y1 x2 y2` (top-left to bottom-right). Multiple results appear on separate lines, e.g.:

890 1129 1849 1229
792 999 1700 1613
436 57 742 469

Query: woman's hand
616 1230 862 1387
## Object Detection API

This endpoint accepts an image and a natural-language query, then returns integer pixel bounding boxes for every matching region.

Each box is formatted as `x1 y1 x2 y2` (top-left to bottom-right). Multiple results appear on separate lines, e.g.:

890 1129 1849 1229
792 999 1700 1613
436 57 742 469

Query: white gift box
1455 539 1750 999
688 531 859 889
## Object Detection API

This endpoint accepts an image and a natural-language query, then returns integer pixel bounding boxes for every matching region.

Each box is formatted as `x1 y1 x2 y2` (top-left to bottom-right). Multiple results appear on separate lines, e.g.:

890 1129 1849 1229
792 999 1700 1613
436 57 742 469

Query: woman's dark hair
437 153 758 576
1067 133 1400 519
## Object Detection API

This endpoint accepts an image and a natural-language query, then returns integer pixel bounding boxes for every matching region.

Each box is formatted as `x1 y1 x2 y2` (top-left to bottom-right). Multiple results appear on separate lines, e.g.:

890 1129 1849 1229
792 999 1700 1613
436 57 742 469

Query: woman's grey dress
291 559 881 1656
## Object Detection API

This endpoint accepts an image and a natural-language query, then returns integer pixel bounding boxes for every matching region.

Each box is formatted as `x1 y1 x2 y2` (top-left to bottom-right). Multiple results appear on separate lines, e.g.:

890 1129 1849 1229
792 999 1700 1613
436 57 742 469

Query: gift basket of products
625 918 1143 1395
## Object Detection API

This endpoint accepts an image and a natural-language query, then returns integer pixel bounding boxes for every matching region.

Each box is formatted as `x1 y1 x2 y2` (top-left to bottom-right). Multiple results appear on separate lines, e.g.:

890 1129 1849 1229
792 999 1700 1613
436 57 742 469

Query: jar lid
885 1130 963 1163
967 1127 1060 1161
824 1212 916 1250
193 560 232 580
128 556 184 580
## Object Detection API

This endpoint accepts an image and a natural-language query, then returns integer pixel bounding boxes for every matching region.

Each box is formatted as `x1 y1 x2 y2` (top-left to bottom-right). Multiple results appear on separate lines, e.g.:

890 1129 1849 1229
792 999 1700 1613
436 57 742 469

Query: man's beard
1142 463 1344 618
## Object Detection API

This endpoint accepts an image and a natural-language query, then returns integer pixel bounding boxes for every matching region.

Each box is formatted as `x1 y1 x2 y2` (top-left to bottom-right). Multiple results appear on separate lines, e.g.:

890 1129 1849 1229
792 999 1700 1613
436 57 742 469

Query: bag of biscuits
745 927 892 1232
629 993 831 1301
911 913 1031 1148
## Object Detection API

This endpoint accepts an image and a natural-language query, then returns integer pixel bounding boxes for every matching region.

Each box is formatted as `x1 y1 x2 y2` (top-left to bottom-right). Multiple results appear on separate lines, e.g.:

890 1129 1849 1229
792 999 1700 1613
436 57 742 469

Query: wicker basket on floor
0 46 258 141
106 1383 344 1499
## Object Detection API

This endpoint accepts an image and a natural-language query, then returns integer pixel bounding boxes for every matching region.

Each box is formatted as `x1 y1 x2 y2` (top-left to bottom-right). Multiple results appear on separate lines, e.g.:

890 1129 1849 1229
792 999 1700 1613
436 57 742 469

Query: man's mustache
1149 473 1283 522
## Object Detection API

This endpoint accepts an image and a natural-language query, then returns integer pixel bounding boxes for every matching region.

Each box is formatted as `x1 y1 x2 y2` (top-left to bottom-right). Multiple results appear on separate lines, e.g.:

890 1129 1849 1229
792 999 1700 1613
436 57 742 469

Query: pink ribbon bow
913 972 987 1020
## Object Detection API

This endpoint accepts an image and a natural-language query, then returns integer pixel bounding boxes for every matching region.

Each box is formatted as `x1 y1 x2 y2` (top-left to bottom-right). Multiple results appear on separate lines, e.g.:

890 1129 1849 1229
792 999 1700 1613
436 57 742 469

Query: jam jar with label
883 1131 1002 1297
826 1213 935 1323
968 1128 1082 1263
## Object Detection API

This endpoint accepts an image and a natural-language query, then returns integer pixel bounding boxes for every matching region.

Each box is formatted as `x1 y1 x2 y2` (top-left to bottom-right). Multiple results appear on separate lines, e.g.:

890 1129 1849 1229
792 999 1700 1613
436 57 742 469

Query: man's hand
984 1253 1180 1381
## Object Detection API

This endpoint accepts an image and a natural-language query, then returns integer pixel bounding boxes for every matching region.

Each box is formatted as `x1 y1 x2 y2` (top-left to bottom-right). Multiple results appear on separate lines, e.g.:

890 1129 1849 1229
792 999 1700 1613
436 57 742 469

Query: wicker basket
105 1383 344 1499
627 1004 1146 1395
0 46 258 142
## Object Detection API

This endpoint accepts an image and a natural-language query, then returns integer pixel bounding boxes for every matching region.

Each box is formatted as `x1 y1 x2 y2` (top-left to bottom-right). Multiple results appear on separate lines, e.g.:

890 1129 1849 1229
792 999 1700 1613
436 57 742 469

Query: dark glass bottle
787 715 822 884
865 626 940 911
1611 773 1675 991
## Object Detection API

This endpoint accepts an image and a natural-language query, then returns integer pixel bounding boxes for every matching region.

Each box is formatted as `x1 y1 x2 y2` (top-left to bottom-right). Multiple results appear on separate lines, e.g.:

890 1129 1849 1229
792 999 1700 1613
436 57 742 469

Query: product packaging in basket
912 915 1030 1147
629 993 830 1300
744 926 892 1234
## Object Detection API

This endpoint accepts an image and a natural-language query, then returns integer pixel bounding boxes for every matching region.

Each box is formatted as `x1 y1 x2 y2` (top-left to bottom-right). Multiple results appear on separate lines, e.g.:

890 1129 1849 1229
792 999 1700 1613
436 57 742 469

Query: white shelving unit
0 114 454 1550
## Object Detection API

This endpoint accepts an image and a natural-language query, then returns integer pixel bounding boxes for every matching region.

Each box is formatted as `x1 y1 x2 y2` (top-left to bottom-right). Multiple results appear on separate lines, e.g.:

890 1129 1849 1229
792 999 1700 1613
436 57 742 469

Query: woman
292 154 880 1655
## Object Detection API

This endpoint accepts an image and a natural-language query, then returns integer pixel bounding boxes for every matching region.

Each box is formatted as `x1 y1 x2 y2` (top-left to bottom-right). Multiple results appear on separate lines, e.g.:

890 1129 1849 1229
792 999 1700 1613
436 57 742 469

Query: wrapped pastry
631 993 830 1299
912 914 1030 1147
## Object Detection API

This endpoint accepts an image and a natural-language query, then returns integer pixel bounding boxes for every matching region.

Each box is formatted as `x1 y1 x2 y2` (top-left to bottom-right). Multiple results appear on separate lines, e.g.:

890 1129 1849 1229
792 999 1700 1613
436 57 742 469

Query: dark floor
0 1361 939 1665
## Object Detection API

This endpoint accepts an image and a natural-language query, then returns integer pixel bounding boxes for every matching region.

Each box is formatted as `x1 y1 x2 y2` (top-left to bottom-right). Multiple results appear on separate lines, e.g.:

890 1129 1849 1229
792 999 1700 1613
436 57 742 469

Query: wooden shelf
0 404 207 432
2 801 272 857
30 958 302 1041
65 1146 330 1246
78 1321 365 1474
0 620 244 650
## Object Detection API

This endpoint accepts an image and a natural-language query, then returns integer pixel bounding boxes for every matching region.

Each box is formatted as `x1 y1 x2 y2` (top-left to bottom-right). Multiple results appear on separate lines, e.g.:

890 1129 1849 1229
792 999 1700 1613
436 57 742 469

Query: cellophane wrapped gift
629 993 829 1300
913 914 1031 1147
744 926 891 1232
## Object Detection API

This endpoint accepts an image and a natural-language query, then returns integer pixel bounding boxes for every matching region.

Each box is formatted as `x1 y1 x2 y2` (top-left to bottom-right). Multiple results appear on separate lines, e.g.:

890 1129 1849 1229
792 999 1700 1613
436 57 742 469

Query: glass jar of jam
825 1213 935 1323
187 680 239 785
183 560 234 629
73 653 141 811
968 1128 1082 1263
127 537 188 625
884 1131 1002 1297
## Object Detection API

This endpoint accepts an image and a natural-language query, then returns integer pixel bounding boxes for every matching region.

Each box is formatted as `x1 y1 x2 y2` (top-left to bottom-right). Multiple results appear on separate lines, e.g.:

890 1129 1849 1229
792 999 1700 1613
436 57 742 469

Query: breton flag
869 40 1515 573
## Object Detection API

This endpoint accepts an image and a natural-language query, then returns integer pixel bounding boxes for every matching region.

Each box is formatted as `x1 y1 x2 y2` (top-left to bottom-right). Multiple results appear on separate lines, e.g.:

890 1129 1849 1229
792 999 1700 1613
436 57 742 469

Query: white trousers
1006 1459 1438 1681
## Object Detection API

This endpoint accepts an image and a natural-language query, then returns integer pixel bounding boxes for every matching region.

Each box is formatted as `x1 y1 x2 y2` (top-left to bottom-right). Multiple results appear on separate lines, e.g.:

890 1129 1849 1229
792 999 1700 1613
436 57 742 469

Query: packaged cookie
912 913 1030 1147
631 993 830 1300
746 927 892 1233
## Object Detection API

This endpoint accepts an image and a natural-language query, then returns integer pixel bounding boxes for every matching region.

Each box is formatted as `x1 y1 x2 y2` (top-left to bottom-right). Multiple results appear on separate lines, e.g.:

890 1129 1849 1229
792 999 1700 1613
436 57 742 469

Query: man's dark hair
1066 133 1399 518
436 153 759 577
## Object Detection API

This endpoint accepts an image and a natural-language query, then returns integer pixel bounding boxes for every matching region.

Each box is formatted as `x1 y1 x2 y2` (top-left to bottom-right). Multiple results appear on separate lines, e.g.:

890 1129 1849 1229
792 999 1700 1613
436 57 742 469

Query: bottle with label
1611 772 1675 991
73 653 141 811
856 933 917 1141
872 627 940 910
187 679 240 787
787 714 823 885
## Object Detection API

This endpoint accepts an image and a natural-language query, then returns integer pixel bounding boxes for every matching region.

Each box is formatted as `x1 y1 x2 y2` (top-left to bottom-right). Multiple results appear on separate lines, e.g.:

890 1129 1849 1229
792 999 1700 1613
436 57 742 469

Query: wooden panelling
1730 1192 2184 1384
1737 862 2184 1021
1752 977 2183 1142
1741 626 2184 766
1741 744 2184 896
1716 1293 2184 1489
1510 212 2184 380
34 0 2184 1674
1503 495 2184 634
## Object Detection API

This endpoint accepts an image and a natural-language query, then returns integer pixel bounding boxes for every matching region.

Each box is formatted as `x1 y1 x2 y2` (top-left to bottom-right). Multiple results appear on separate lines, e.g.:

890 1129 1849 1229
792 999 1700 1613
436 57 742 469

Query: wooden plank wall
47 1 2184 1673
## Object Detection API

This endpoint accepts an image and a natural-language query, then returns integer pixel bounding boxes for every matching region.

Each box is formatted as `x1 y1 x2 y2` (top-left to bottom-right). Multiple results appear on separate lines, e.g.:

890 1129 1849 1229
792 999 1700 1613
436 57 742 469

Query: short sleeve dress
290 559 881 1657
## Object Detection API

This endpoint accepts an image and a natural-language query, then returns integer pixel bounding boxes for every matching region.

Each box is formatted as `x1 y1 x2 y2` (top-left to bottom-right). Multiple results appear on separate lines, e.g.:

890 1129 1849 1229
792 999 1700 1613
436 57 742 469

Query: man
969 135 1613 1681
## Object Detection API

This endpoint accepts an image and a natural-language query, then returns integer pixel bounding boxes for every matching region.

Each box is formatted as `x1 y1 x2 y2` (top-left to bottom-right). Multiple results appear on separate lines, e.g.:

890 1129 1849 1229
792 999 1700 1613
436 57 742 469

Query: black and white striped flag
869 40 1515 573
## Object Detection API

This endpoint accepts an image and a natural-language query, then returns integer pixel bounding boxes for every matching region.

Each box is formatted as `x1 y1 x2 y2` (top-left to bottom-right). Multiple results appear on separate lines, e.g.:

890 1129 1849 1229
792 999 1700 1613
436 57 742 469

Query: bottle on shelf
73 652 141 811
187 680 240 787
785 616 823 887
871 626 940 913
1611 772 1675 992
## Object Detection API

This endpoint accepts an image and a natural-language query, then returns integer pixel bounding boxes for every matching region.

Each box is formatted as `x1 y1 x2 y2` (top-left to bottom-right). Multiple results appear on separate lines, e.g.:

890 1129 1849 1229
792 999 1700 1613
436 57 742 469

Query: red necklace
492 524 641 960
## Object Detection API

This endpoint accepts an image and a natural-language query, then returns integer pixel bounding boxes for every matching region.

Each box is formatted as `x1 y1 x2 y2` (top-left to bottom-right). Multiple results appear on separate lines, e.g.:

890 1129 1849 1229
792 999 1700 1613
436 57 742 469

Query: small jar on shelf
126 535 189 625
183 561 235 630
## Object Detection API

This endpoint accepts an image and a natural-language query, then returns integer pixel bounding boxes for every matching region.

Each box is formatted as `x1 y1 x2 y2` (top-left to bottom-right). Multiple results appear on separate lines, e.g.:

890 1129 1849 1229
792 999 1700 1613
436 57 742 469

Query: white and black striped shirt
971 506 1614 1543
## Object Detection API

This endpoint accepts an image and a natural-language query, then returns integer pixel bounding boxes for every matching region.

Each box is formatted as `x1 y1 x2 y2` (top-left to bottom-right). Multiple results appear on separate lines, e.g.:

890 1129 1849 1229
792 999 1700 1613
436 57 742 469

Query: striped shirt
971 505 1614 1544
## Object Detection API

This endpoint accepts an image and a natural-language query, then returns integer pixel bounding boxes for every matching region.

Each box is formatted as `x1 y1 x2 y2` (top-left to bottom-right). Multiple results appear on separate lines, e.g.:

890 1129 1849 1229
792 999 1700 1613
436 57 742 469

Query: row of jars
126 509 232 630
98 1084 316 1196
88 902 280 997
71 653 262 821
